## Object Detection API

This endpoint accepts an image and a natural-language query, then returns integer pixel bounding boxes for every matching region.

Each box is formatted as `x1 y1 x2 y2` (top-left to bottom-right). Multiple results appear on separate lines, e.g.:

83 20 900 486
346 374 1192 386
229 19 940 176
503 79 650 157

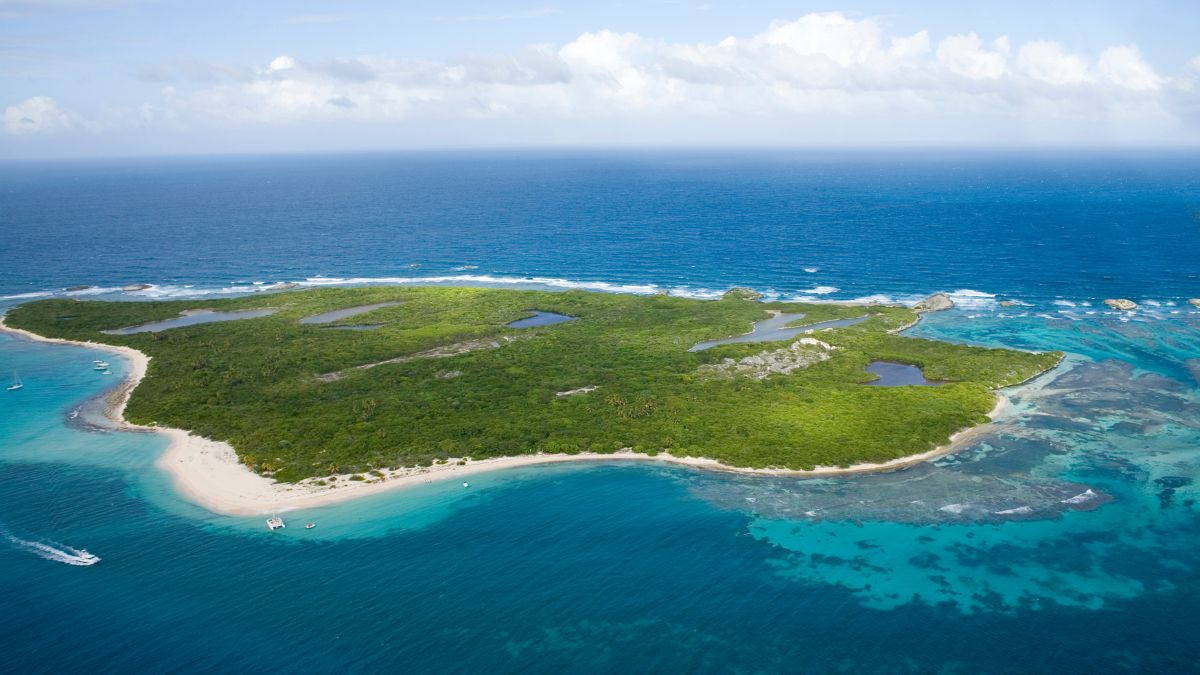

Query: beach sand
1 315 1021 517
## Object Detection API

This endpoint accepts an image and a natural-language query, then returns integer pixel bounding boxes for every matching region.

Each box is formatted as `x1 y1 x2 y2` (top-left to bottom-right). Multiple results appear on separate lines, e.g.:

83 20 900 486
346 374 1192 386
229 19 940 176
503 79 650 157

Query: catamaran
7 372 22 391
93 361 110 370
266 516 285 531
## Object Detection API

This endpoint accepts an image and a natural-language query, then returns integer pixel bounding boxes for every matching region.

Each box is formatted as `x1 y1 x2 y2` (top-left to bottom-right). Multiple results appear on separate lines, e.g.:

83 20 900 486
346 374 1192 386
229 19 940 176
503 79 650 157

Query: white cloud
751 12 887 67
936 33 1008 79
3 96 75 134
10 12 1200 146
1097 45 1162 90
1017 41 1089 85
267 55 296 73
888 30 930 61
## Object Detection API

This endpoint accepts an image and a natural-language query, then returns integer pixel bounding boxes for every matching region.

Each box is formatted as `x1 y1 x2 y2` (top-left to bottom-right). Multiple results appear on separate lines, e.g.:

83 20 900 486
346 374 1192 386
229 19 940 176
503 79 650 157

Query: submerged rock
122 284 152 291
722 287 763 301
914 293 954 312
1104 298 1138 311
64 285 93 292
999 300 1020 307
1189 298 1200 308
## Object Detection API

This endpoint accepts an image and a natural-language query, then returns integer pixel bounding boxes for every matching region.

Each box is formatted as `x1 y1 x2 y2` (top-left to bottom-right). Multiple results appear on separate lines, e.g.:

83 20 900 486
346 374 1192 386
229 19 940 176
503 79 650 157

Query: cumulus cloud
936 33 1009 79
267 55 296 73
1097 45 1162 91
1017 41 1089 85
7 12 1199 145
3 96 76 134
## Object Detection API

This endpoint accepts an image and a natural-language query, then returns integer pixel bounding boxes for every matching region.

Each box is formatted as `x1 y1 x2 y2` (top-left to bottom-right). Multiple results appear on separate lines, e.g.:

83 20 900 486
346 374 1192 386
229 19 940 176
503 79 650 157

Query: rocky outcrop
64 285 93 292
914 293 954 312
1189 298 1200 309
697 338 835 380
722 287 763 301
122 284 152 291
1104 299 1138 311
999 300 1019 307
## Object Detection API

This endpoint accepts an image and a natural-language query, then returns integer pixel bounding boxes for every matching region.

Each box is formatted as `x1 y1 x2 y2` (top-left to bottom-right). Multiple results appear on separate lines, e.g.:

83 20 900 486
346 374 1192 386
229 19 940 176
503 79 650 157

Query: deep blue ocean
1 151 1198 673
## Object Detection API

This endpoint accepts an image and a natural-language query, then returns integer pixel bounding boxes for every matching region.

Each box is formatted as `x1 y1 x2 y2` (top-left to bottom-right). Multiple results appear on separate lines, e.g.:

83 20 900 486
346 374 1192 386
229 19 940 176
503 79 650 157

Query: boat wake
4 531 100 566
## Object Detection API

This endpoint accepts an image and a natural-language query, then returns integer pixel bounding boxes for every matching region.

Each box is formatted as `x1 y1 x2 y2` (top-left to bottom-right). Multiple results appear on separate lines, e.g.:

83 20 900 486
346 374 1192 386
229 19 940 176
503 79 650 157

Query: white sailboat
7 371 21 391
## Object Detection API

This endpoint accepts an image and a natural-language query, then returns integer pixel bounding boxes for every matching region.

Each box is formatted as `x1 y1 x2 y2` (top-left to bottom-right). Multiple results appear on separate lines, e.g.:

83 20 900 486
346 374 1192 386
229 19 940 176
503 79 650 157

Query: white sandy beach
1 315 1018 517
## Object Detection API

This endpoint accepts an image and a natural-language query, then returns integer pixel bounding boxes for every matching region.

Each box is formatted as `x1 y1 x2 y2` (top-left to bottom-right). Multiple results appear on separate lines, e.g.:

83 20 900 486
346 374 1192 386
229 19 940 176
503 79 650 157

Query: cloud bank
5 12 1200 150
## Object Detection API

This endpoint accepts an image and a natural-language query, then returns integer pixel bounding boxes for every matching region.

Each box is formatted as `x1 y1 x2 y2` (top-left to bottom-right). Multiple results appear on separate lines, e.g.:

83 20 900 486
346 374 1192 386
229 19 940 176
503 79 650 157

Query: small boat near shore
7 371 21 391
305 522 315 529
266 516 285 531
93 361 110 370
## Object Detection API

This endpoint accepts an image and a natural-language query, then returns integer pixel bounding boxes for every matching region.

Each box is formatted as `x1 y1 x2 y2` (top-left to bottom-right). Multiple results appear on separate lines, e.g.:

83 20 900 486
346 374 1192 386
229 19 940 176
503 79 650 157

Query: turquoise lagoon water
1 151 1198 672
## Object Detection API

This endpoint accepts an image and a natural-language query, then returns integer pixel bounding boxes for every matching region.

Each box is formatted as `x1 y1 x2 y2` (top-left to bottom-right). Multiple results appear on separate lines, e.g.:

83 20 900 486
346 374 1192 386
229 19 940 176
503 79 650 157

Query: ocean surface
0 150 1198 672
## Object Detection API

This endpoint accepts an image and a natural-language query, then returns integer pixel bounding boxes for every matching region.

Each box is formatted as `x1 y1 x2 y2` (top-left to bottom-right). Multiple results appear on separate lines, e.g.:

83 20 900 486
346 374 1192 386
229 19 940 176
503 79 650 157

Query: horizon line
3 143 1200 164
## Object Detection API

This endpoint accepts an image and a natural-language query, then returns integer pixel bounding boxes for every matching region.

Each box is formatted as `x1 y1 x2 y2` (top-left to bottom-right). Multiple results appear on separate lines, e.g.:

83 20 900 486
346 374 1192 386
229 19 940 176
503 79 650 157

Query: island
1 286 1062 514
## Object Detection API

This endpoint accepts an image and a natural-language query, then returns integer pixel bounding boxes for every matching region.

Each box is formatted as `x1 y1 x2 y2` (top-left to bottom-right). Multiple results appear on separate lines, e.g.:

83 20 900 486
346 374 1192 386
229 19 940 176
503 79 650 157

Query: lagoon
102 308 278 335
507 310 576 328
298 301 402 325
865 361 942 387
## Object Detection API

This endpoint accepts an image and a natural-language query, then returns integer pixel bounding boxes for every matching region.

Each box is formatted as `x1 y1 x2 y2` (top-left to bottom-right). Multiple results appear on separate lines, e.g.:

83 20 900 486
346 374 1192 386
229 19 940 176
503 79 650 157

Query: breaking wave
1061 489 1099 505
993 506 1034 515
5 275 1200 317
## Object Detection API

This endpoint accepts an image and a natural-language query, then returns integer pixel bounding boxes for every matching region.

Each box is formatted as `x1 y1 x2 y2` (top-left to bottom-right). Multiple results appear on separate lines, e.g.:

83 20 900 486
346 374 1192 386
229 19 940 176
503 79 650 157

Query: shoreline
1 313 1032 517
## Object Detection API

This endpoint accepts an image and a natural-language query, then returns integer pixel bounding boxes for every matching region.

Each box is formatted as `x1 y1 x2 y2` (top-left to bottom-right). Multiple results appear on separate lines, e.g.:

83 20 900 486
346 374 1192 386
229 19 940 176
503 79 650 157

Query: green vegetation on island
6 287 1061 480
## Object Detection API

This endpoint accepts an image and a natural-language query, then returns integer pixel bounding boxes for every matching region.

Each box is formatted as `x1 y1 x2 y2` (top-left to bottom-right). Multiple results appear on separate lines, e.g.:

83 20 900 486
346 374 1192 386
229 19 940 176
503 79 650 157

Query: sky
2 0 1199 158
